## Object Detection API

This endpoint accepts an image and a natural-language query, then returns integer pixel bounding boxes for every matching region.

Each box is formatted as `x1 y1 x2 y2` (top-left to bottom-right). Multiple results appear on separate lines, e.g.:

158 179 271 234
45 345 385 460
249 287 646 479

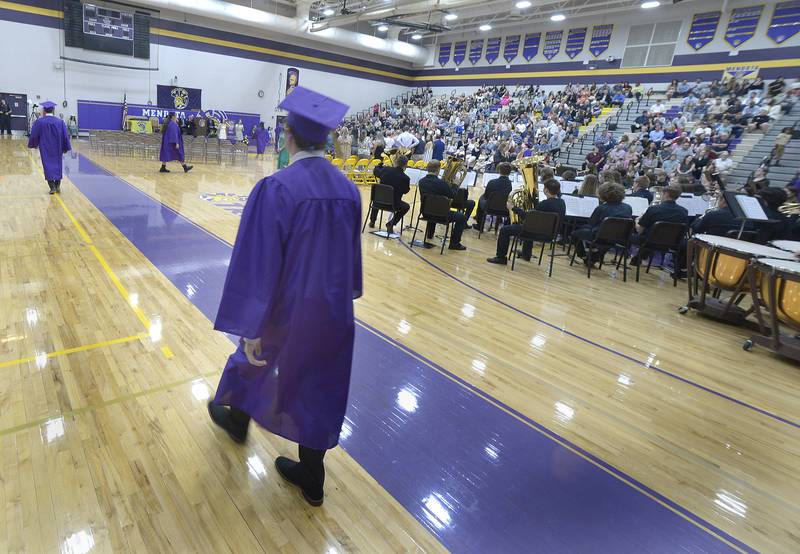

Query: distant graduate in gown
27 101 71 194
253 122 269 158
208 86 361 507
158 113 192 173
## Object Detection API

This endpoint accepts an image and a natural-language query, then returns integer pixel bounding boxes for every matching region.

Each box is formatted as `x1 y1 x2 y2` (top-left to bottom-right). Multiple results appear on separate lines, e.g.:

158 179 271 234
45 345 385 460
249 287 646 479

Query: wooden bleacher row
86 131 249 165
325 155 452 185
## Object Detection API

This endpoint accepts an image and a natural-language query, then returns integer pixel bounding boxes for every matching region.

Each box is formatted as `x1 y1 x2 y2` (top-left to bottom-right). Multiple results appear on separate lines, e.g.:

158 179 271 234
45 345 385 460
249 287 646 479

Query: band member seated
473 162 513 229
630 186 688 266
571 182 632 263
368 155 411 234
629 175 653 204
418 160 471 251
487 178 566 265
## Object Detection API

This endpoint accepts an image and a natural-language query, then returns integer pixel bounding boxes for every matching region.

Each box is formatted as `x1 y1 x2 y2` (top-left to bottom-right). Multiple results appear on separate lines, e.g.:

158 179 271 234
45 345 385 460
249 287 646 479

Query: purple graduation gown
27 115 71 180
255 128 269 154
159 120 185 162
213 155 363 450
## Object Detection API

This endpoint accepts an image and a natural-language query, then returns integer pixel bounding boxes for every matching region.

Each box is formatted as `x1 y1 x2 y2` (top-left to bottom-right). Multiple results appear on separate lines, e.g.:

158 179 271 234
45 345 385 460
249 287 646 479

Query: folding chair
361 184 399 235
353 159 370 185
477 191 510 239
634 222 687 286
510 211 561 276
411 194 454 255
570 217 635 281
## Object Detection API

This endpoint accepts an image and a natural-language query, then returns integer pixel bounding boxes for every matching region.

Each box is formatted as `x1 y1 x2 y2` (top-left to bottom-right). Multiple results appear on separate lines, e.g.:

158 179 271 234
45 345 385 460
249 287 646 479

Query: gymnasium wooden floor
1 137 799 553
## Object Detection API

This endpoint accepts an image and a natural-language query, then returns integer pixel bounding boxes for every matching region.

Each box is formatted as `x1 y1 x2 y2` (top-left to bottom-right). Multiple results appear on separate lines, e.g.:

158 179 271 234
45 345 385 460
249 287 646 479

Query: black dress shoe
368 221 376 229
183 164 193 173
629 255 641 267
275 457 324 507
486 256 508 265
386 223 394 235
207 402 248 443
448 244 467 251
159 166 170 173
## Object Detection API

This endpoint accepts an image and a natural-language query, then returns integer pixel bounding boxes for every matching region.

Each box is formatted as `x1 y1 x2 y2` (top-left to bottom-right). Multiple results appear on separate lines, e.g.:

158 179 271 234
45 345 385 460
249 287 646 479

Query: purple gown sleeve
352 195 363 299
27 120 39 149
214 177 291 339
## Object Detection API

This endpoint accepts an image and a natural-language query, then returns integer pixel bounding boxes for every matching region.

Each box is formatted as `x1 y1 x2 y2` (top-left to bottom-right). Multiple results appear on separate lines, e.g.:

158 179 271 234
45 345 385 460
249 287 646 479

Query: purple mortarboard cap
41 101 56 109
278 86 349 143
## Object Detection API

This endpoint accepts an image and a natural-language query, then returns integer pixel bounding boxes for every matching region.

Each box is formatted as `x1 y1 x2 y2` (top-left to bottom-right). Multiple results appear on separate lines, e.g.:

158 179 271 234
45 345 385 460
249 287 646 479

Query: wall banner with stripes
767 1 800 44
589 24 613 57
469 39 484 64
522 33 541 61
725 5 764 47
438 43 451 66
543 30 563 60
565 27 587 58
687 11 721 50
485 37 501 63
504 35 521 62
453 41 467 65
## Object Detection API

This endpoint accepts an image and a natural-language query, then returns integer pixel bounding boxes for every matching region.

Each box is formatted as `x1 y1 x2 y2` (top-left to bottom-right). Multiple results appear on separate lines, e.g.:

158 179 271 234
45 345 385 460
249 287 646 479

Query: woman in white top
423 136 433 162
234 119 244 142
218 120 228 141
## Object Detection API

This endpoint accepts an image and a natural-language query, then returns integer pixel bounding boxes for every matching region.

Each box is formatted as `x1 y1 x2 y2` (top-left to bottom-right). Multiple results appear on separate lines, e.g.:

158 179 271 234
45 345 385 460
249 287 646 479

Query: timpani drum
745 257 800 362
682 234 796 324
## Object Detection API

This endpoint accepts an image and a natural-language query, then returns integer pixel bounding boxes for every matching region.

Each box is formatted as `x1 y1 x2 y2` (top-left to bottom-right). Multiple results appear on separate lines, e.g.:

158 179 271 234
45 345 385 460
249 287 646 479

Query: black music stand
722 191 775 239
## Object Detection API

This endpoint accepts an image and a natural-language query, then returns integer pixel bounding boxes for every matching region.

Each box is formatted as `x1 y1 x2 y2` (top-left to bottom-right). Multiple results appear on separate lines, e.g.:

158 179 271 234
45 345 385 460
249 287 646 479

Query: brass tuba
385 147 412 167
508 156 541 224
442 156 468 188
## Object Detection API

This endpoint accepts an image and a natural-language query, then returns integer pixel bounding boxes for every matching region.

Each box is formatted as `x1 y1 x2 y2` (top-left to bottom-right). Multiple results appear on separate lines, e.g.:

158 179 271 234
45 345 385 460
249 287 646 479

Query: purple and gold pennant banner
565 27 587 59
438 42 451 66
589 24 613 57
485 37 501 64
522 33 541 61
767 1 800 44
453 41 467 66
543 30 563 60
687 11 721 50
469 39 484 64
504 35 521 62
725 5 764 48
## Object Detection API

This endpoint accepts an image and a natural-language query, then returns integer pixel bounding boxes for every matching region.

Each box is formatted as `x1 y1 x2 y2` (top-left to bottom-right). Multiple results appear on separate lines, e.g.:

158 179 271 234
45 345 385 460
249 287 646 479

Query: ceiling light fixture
479 24 492 31
322 8 335 16
377 24 389 32
515 0 531 8
641 1 660 8
444 13 458 21
550 13 566 21
411 33 422 40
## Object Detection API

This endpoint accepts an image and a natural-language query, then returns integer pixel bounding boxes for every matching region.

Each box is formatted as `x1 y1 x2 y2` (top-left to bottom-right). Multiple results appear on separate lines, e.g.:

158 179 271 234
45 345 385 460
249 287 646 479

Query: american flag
121 93 128 130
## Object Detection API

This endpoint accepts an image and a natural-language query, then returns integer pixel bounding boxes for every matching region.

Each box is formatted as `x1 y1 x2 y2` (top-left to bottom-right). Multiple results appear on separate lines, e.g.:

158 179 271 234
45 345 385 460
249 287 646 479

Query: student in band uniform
417 160 471 250
473 162 513 229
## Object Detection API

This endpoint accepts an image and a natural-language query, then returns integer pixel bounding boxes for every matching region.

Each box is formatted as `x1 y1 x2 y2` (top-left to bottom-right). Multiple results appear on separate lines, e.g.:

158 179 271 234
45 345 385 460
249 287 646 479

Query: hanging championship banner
589 24 613 57
485 37 501 64
156 85 202 110
543 30 563 60
285 68 299 95
767 1 800 43
722 65 760 82
469 39 484 64
725 5 764 47
453 41 467 66
565 27 587 59
687 11 721 50
504 35 521 62
438 43 452 66
522 33 541 61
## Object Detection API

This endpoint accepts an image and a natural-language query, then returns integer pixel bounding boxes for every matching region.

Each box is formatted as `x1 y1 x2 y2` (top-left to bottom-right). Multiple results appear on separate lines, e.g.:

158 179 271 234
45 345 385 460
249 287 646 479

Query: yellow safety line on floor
0 334 145 370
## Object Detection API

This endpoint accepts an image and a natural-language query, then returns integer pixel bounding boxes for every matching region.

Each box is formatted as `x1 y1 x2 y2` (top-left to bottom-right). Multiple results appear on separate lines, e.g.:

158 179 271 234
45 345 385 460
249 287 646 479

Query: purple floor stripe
399 239 800 431
63 154 753 553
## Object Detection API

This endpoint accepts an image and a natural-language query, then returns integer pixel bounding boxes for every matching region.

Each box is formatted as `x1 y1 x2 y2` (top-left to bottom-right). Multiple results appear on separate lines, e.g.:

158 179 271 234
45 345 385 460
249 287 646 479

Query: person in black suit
473 162 513 229
571 182 632 261
755 187 792 241
487 178 566 265
0 98 12 136
368 155 411 234
417 160 470 250
630 186 688 266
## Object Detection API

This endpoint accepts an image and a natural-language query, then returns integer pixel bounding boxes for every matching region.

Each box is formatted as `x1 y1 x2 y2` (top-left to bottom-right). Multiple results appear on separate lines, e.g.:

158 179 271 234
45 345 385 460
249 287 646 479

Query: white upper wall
428 0 800 68
0 19 409 122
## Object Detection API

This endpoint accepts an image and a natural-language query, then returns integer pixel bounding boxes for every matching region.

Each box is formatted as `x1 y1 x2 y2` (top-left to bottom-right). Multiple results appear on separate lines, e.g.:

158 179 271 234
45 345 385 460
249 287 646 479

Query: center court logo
171 87 189 109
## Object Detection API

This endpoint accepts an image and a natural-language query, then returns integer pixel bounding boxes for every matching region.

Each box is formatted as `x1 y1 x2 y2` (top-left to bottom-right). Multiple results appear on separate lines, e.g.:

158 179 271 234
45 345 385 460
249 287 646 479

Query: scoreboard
64 0 150 59
82 4 134 42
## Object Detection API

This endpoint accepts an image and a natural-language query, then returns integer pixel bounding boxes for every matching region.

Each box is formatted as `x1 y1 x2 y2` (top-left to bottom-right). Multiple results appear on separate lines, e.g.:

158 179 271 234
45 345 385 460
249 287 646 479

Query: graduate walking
207 87 361 507
159 113 192 173
27 101 71 194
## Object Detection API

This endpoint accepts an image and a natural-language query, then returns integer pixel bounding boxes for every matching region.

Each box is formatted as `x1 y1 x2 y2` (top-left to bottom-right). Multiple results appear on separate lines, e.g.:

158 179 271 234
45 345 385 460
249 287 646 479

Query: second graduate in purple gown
254 122 269 157
158 113 192 173
208 87 360 507
27 101 71 194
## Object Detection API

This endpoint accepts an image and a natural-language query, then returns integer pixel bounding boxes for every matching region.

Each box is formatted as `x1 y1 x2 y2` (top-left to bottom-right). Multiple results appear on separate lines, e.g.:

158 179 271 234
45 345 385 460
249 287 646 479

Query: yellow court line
355 321 748 554
0 369 220 439
0 0 61 18
0 334 144 370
